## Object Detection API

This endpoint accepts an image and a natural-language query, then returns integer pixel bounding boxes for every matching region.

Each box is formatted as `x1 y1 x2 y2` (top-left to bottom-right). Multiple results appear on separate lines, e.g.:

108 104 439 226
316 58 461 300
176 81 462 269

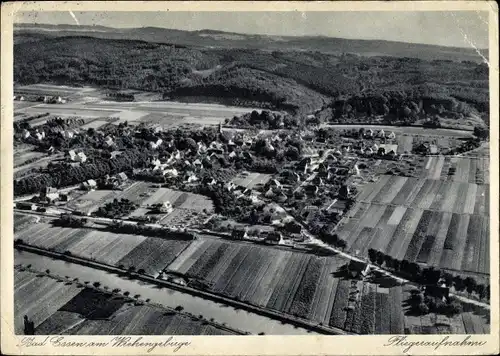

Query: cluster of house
67 150 87 163
15 187 71 208
37 95 67 104
21 128 46 141
100 172 129 189
344 128 396 140
21 126 78 143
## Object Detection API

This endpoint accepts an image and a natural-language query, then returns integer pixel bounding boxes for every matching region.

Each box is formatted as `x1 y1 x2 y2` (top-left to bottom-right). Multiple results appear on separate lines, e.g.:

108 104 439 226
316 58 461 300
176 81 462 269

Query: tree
473 126 489 140
453 276 466 292
476 284 486 300
418 302 429 315
368 249 377 264
464 277 477 295
442 272 454 287
376 251 385 266
384 255 394 269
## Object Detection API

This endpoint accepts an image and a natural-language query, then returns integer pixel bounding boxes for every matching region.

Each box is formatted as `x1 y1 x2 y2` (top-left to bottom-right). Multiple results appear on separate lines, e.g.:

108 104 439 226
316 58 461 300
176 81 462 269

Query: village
10 10 492 339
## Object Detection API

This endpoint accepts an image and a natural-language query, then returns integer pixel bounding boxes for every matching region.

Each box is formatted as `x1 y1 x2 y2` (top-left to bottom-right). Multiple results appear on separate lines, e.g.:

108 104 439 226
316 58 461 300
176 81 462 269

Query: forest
14 34 489 119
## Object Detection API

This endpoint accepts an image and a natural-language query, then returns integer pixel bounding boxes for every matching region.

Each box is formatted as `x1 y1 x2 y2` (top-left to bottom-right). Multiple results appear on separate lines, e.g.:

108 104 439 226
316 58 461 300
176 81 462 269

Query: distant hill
14 23 487 63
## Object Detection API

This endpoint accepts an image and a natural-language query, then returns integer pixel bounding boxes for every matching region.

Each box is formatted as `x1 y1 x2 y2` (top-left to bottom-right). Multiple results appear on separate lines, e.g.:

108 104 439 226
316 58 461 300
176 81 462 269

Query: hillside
13 33 488 118
15 23 488 63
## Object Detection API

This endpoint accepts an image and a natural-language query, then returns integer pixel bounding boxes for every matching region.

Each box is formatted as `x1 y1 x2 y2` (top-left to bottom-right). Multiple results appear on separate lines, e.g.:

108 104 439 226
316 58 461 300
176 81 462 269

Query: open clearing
165 238 489 334
15 269 233 335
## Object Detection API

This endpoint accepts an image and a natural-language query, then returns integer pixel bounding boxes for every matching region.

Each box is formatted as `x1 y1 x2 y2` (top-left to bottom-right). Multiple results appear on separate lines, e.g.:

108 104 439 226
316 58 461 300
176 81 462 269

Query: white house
163 168 179 178
77 152 87 163
193 159 203 169
22 129 31 139
186 173 198 183
62 130 74 139
104 136 115 147
149 138 163 150
82 179 97 190
159 201 173 213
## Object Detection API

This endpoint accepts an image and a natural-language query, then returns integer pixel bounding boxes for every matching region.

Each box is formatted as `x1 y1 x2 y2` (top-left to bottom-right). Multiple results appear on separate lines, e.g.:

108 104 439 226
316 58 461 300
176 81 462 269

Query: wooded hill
14 32 488 118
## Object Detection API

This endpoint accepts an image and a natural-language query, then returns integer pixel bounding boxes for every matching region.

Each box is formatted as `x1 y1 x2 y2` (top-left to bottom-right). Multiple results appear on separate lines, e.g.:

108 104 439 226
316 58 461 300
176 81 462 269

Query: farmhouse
22 129 30 139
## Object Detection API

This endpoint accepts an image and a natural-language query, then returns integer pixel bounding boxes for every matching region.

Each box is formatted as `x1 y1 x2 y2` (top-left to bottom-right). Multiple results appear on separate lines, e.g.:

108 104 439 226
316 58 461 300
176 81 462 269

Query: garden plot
231 172 272 189
397 135 413 154
141 188 214 213
67 190 118 213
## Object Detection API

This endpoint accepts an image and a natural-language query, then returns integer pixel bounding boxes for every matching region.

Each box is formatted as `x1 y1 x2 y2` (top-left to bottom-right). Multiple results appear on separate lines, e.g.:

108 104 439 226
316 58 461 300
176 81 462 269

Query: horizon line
14 22 489 52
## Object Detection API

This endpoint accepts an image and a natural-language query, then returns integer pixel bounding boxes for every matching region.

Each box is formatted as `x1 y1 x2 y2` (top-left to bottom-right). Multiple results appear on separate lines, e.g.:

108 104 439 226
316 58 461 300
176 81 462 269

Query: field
15 222 191 277
16 96 260 128
14 84 88 97
231 172 272 189
421 157 490 184
15 269 233 335
165 238 489 334
339 164 489 275
14 147 47 167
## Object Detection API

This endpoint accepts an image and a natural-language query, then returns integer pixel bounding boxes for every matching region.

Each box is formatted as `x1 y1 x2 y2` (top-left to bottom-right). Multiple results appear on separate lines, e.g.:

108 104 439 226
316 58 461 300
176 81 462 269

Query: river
15 250 317 335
